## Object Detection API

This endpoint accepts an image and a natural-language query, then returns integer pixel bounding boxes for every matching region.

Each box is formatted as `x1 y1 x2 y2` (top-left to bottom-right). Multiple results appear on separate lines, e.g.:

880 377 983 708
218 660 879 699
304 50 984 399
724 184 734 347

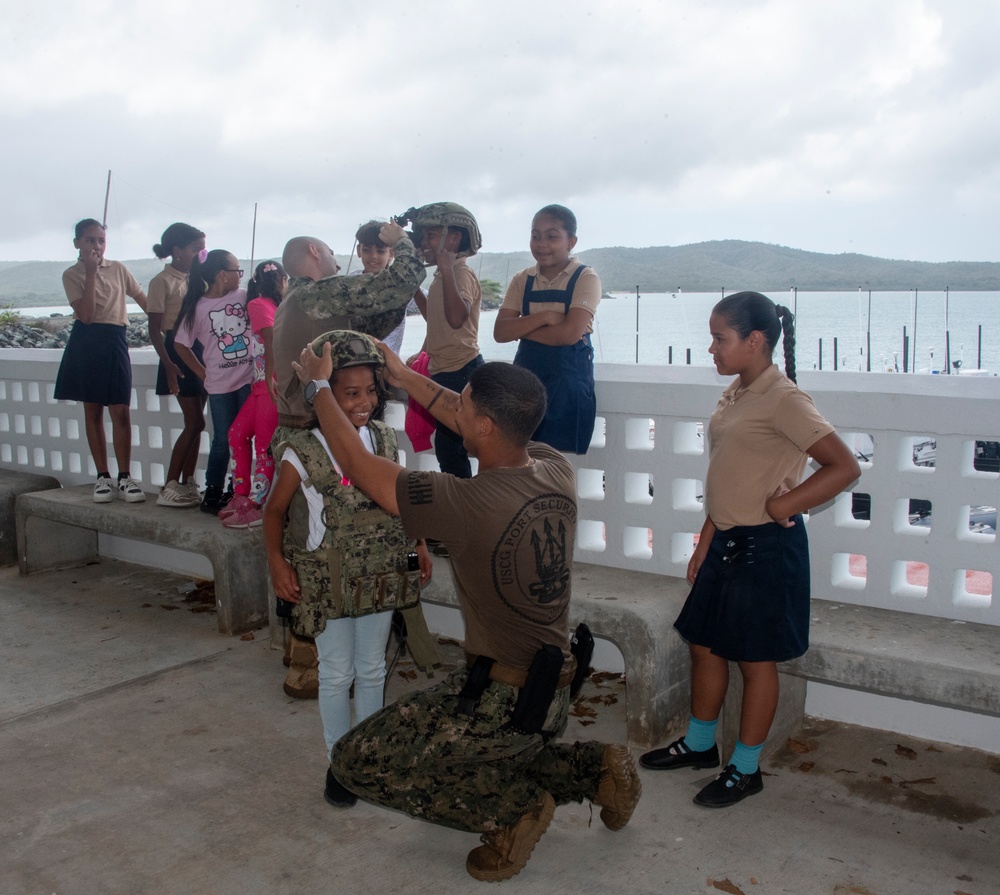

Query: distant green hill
3 241 998 307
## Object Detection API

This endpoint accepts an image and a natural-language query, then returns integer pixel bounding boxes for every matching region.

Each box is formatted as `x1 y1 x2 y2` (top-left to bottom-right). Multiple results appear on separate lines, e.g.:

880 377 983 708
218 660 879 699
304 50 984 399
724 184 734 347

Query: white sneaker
94 475 115 503
156 479 199 508
117 475 146 503
178 481 201 503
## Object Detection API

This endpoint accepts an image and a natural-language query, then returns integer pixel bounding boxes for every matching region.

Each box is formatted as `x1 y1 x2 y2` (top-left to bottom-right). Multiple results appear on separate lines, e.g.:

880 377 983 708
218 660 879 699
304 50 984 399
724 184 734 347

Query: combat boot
465 791 555 882
283 633 319 699
594 744 642 830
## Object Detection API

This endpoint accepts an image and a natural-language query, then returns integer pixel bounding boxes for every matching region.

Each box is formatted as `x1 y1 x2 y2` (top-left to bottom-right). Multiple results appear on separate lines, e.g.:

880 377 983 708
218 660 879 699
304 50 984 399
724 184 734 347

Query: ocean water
17 289 1000 374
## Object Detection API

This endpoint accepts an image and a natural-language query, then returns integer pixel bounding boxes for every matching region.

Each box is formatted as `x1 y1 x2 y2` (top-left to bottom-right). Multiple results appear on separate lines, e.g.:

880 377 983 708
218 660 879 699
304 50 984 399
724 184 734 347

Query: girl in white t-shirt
173 249 253 514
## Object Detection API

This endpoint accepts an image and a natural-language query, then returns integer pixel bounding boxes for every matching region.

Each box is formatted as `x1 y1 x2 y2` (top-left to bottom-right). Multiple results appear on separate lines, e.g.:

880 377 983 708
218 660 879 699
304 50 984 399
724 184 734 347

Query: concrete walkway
0 560 997 895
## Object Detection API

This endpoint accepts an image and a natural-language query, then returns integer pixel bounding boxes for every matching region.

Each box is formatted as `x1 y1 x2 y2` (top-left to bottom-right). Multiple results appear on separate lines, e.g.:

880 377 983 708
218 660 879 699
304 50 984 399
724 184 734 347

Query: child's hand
686 541 709 584
81 248 101 273
435 247 456 271
292 341 333 384
766 486 795 528
269 558 301 601
165 363 182 395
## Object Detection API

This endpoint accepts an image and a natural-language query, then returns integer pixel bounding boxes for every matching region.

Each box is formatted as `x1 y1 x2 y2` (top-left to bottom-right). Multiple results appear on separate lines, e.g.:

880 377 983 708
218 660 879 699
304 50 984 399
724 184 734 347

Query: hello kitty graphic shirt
174 288 254 394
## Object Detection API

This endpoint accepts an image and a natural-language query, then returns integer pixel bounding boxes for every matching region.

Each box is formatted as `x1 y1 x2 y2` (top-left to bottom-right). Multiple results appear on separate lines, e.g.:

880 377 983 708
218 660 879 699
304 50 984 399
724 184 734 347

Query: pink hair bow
197 248 208 264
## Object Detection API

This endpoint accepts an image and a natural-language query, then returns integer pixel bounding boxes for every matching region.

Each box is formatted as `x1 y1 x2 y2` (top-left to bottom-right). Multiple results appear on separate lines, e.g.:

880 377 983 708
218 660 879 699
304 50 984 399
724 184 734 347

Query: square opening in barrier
147 426 164 450
623 526 652 560
671 477 703 512
383 402 405 429
32 447 45 467
671 532 697 565
578 468 605 501
47 417 60 438
894 497 931 533
891 559 928 599
901 436 935 472
27 382 40 402
50 451 63 472
144 390 161 412
953 568 992 609
0 412 8 432
625 418 654 451
14 414 25 435
844 432 874 467
30 415 42 436
577 519 606 553
970 438 1000 477
588 416 606 450
1 445 10 463
66 418 80 440
672 420 704 455
833 553 867 589
68 452 82 474
842 491 871 528
624 471 653 505
959 504 996 541
150 462 166 487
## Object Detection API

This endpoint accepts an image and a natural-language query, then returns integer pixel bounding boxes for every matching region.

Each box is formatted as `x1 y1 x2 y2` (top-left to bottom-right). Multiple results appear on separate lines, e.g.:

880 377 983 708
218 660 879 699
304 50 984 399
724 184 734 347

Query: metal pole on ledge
978 324 982 369
634 285 640 364
834 337 839 371
903 327 909 373
912 289 919 373
866 288 872 372
945 286 951 373
818 338 823 370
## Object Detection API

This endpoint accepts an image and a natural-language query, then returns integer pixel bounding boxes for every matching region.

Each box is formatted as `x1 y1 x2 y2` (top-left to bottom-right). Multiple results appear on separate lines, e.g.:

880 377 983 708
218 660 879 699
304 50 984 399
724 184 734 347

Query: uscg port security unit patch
491 492 576 620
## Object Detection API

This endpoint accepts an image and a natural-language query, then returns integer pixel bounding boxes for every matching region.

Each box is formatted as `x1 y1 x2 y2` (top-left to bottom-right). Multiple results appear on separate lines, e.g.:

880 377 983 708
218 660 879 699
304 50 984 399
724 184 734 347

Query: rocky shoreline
0 315 153 349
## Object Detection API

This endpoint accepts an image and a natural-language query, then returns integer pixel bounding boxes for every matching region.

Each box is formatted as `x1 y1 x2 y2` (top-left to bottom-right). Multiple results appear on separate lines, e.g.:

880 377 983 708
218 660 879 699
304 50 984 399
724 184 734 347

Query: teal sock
683 715 718 752
730 739 764 776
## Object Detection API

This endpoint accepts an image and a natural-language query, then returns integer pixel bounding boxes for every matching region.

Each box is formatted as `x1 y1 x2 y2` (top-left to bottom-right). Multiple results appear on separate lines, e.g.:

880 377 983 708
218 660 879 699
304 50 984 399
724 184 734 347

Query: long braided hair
713 291 797 383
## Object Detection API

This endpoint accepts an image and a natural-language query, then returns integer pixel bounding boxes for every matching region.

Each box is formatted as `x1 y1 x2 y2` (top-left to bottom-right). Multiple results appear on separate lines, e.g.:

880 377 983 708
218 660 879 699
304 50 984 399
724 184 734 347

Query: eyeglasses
225 268 244 276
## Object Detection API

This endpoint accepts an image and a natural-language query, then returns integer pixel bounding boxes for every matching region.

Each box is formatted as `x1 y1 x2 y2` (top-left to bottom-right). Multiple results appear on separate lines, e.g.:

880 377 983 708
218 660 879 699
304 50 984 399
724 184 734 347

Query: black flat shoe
693 764 763 808
639 738 720 771
324 767 357 808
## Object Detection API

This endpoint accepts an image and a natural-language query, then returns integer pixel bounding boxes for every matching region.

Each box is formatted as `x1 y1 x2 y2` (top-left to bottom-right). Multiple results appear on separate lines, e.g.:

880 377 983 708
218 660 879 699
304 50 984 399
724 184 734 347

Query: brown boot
282 634 319 699
594 744 642 831
465 791 555 882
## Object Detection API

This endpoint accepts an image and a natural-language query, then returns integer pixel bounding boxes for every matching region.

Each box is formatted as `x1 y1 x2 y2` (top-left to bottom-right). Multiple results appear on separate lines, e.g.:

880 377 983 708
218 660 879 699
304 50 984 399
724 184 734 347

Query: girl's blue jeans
206 385 251 488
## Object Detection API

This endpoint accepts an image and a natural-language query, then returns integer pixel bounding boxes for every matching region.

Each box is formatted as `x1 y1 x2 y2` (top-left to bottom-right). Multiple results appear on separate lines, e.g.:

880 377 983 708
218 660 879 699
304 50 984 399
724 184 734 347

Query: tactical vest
275 423 420 636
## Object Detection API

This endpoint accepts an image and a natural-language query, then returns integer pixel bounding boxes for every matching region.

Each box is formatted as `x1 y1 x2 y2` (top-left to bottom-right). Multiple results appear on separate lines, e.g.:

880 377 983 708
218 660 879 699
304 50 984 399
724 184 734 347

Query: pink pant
228 381 277 501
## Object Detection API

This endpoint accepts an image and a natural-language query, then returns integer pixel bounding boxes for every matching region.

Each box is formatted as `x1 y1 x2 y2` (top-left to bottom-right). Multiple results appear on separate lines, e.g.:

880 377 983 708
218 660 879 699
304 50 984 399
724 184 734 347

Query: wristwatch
304 380 330 405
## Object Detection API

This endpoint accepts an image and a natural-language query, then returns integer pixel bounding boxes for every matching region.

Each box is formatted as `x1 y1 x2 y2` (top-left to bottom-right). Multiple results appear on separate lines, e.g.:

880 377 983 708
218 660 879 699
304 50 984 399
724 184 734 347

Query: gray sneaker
178 481 201 503
117 475 146 503
94 475 115 503
156 479 199 508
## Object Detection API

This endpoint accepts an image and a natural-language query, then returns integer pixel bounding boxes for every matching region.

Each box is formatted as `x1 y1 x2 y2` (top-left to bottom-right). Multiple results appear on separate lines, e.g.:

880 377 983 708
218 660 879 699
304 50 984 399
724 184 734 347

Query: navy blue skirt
674 519 810 662
54 321 132 406
155 330 206 398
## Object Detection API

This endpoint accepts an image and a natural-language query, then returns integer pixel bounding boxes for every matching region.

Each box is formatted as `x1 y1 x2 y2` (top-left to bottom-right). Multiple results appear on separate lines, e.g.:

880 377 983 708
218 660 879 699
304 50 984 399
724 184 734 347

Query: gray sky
2 0 998 264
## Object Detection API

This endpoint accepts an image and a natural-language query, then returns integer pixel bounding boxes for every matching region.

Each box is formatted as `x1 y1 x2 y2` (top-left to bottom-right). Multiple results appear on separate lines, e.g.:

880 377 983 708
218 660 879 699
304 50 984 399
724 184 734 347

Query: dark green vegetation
2 240 998 307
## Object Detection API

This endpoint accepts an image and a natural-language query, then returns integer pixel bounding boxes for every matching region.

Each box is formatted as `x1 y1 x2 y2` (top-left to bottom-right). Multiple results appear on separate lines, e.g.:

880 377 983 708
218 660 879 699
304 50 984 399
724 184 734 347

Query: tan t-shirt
62 259 143 326
425 259 481 374
501 259 601 335
395 441 575 668
146 264 188 332
705 364 835 529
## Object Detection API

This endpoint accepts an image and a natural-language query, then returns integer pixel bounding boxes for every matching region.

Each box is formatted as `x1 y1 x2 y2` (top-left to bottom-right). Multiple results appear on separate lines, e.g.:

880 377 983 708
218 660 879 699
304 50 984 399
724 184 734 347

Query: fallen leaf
590 671 621 684
798 761 815 772
880 775 894 784
577 719 595 726
240 632 254 641
926 744 943 752
787 738 814 754
871 757 887 766
834 768 857 774
160 604 180 611
570 704 598 718
956 874 973 882
708 878 747 895
895 744 918 760
898 777 936 788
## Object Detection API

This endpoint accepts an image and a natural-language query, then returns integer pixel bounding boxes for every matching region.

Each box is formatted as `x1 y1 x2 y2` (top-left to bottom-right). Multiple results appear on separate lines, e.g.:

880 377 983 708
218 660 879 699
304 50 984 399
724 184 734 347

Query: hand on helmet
380 221 407 246
293 341 333 384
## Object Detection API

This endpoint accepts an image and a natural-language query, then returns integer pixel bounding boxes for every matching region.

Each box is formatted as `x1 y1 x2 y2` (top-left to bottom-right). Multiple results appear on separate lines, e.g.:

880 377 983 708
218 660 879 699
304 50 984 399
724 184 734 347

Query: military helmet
310 329 385 368
395 202 482 258
309 330 389 418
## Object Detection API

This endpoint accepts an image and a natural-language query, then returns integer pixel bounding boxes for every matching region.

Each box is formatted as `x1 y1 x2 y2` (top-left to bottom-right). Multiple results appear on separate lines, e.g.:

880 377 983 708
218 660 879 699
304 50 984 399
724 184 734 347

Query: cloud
2 0 999 263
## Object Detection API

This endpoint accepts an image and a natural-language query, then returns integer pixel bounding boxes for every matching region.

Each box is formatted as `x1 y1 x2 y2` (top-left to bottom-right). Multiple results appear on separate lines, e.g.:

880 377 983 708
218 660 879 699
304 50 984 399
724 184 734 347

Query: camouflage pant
331 668 605 832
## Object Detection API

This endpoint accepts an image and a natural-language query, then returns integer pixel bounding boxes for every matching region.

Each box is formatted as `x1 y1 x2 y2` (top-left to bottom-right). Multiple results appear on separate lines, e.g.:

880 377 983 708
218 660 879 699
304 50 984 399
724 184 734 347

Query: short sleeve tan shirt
424 259 481 374
62 259 143 326
705 364 835 529
146 264 188 332
501 259 601 335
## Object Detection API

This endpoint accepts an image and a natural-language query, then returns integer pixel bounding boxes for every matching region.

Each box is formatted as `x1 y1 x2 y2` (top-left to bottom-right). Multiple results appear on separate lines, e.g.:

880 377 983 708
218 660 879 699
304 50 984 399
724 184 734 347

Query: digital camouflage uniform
331 443 608 833
273 235 425 430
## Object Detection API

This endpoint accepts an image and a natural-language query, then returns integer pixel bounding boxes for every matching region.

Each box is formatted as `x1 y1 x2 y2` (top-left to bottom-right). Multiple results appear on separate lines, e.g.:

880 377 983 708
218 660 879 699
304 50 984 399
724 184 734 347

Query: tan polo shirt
705 364 834 529
501 259 601 335
425 258 481 374
146 264 188 332
62 259 143 326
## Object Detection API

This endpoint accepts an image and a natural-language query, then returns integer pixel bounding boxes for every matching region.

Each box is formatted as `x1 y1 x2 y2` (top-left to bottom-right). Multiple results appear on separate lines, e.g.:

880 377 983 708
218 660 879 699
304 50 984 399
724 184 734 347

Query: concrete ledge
419 557 692 749
0 468 61 567
15 485 268 636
